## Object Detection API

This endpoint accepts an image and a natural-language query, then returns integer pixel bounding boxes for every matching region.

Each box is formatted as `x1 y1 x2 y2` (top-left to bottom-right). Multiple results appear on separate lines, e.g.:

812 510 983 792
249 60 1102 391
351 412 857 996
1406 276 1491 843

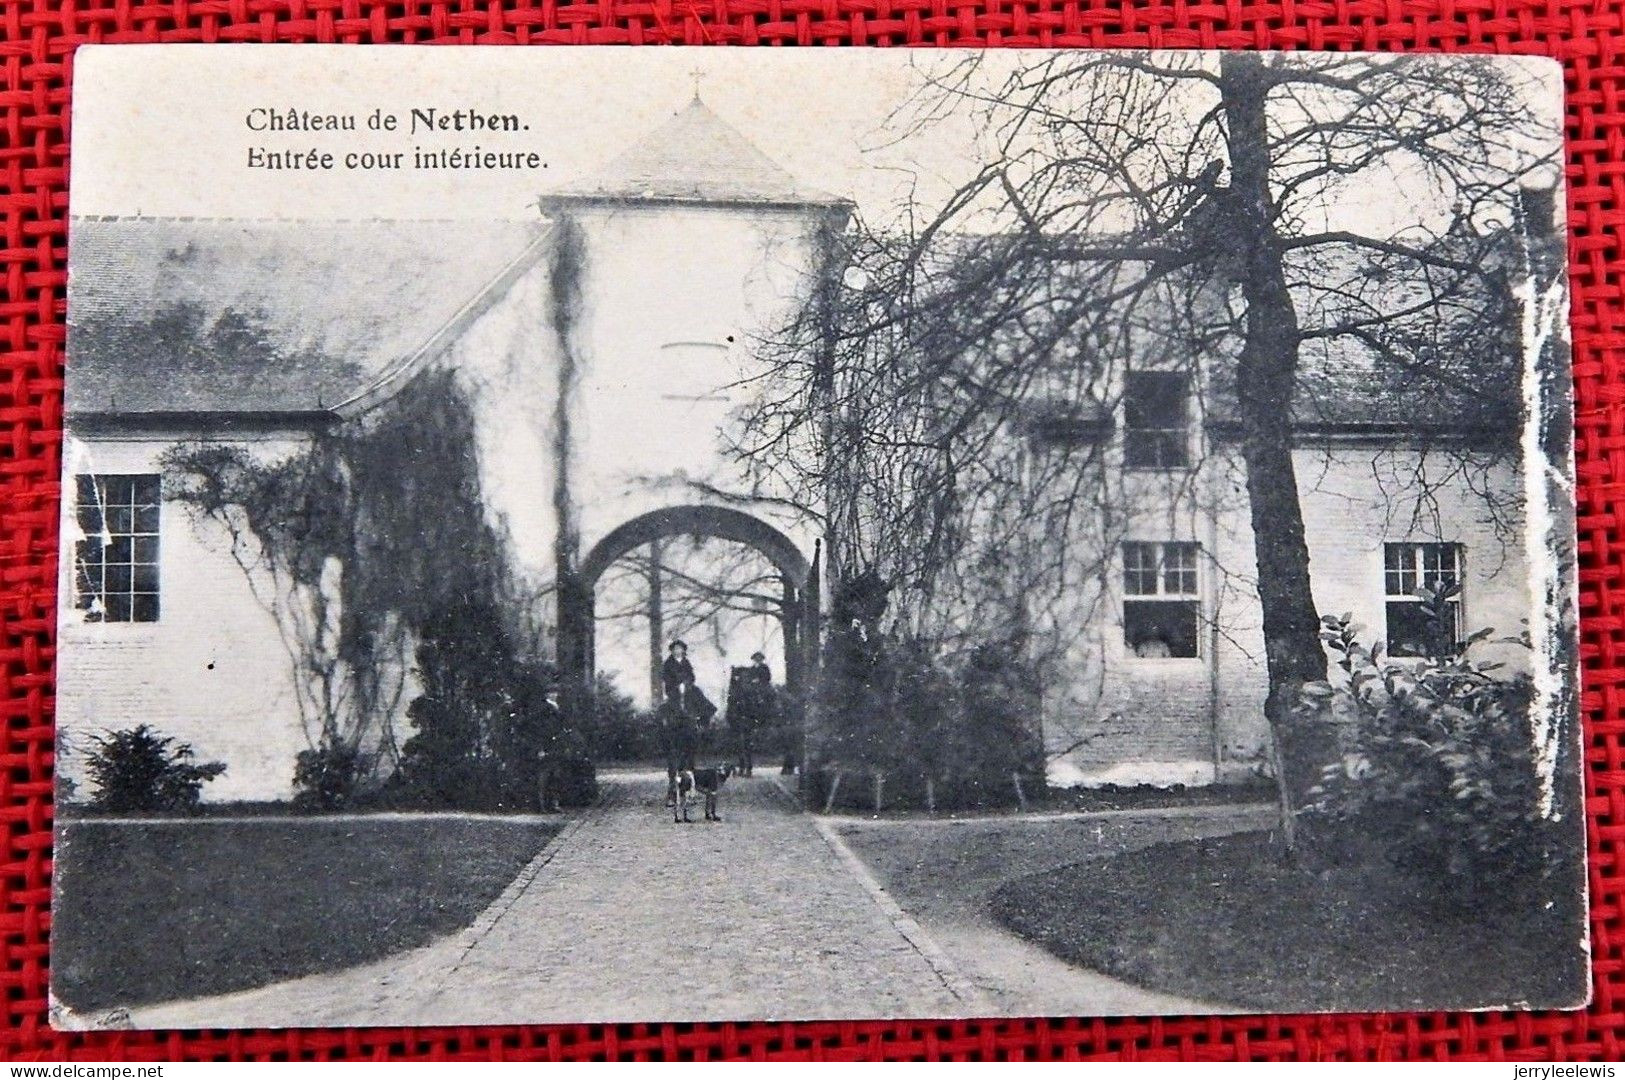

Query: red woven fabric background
3 7 1623 1063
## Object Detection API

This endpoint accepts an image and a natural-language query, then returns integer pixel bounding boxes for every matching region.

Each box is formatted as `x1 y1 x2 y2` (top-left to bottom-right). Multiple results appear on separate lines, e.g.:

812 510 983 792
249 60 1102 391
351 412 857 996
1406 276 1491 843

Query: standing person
725 654 769 778
740 651 774 777
530 669 565 814
661 640 695 808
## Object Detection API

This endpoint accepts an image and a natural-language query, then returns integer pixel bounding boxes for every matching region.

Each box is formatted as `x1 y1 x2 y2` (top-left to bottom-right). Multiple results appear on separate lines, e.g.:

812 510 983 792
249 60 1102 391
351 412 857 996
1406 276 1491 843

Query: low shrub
577 674 663 763
83 724 227 813
1300 606 1567 905
812 580 1043 812
292 739 371 812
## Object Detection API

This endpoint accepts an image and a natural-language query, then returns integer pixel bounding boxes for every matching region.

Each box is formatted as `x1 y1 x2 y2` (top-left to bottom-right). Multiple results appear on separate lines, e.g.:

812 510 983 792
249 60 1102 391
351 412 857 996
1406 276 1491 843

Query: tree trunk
1220 54 1332 844
647 539 665 707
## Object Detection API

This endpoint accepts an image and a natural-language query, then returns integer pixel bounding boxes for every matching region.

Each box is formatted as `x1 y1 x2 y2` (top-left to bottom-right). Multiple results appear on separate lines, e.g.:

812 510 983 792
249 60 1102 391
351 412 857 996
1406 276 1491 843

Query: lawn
52 817 563 1012
990 830 1589 1013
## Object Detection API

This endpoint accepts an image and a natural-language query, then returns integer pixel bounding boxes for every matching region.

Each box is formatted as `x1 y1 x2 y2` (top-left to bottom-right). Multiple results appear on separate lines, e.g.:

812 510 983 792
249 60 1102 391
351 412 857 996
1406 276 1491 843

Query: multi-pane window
1123 541 1200 658
74 474 160 623
1384 542 1462 658
1123 371 1192 469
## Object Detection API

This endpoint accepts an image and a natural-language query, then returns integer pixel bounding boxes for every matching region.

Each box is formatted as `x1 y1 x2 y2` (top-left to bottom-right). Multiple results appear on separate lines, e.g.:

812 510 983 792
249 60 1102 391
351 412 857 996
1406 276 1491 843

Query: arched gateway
540 94 844 727
558 505 821 701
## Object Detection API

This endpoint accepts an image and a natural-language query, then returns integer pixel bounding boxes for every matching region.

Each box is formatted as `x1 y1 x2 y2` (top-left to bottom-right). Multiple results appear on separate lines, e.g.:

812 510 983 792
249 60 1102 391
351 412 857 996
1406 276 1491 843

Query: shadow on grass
52 817 562 1011
990 830 1588 1013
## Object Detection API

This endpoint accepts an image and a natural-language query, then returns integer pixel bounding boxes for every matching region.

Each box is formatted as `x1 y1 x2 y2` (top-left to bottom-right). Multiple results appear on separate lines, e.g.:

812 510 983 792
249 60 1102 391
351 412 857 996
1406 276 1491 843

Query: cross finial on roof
689 65 705 102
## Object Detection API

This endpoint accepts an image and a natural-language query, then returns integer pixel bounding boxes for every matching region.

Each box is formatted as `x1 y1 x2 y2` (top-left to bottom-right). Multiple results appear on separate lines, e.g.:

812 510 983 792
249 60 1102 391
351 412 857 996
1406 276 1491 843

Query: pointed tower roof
553 98 846 210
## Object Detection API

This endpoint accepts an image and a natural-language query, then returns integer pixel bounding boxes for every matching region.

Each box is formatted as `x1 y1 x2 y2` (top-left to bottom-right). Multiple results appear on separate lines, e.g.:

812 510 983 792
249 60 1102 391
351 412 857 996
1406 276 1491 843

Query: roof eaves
1205 417 1517 445
538 192 853 214
68 409 338 433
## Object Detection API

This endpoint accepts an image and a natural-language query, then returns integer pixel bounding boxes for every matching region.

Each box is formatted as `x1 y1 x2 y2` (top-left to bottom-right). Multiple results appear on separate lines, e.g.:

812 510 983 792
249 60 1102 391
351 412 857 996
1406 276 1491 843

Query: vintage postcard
52 45 1585 1028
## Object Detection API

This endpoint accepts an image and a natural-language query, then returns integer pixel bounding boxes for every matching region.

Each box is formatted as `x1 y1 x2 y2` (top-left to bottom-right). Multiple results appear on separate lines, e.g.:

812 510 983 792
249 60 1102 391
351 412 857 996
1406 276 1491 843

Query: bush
292 739 370 811
390 601 559 811
541 751 599 809
84 724 227 813
812 582 1043 812
953 641 1045 801
1300 609 1565 904
577 674 662 763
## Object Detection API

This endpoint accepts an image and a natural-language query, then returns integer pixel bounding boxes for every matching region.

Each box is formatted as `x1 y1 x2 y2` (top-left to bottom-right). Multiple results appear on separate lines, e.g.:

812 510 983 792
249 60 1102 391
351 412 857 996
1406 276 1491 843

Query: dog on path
674 763 733 823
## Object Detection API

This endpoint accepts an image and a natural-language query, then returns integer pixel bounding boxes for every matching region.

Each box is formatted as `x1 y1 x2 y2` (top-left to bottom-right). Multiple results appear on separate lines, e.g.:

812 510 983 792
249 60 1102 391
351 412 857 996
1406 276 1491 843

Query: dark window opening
75 474 161 623
1124 600 1200 658
1124 370 1191 469
1385 601 1458 659
1123 541 1200 658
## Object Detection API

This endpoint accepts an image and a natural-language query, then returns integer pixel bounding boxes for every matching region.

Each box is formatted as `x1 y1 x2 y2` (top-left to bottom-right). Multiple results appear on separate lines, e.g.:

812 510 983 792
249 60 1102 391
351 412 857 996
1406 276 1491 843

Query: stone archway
559 505 818 705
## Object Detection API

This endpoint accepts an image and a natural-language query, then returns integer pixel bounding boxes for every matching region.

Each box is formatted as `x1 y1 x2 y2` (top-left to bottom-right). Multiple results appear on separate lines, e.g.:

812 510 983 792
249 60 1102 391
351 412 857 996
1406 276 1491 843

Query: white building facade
56 100 1539 800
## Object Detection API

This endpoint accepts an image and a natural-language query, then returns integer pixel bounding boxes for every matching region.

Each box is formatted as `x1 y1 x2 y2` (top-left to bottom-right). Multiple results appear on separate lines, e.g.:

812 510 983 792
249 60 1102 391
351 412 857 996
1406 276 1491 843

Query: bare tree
738 52 1557 837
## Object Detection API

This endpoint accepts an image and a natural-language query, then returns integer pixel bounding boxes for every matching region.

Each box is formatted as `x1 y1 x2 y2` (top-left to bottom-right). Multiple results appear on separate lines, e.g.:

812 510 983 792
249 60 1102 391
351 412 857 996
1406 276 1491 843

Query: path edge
446 792 610 972
811 816 992 1013
764 776 991 1014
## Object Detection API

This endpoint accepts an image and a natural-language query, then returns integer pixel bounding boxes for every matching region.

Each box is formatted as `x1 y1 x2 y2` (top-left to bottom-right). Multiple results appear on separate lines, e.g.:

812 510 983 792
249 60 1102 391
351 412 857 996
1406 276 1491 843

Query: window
1123 541 1201 658
1123 370 1191 469
74 474 160 623
1384 542 1462 658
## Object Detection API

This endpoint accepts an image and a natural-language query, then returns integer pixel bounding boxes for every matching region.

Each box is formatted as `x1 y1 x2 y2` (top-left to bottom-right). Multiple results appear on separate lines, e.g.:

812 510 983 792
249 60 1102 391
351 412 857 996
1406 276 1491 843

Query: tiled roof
886 226 1522 435
65 216 1522 434
66 217 551 419
553 98 846 209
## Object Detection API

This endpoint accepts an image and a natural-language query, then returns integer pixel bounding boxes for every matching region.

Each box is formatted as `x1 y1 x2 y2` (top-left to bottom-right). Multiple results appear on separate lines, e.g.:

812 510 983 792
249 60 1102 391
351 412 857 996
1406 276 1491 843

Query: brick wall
1042 440 1530 788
